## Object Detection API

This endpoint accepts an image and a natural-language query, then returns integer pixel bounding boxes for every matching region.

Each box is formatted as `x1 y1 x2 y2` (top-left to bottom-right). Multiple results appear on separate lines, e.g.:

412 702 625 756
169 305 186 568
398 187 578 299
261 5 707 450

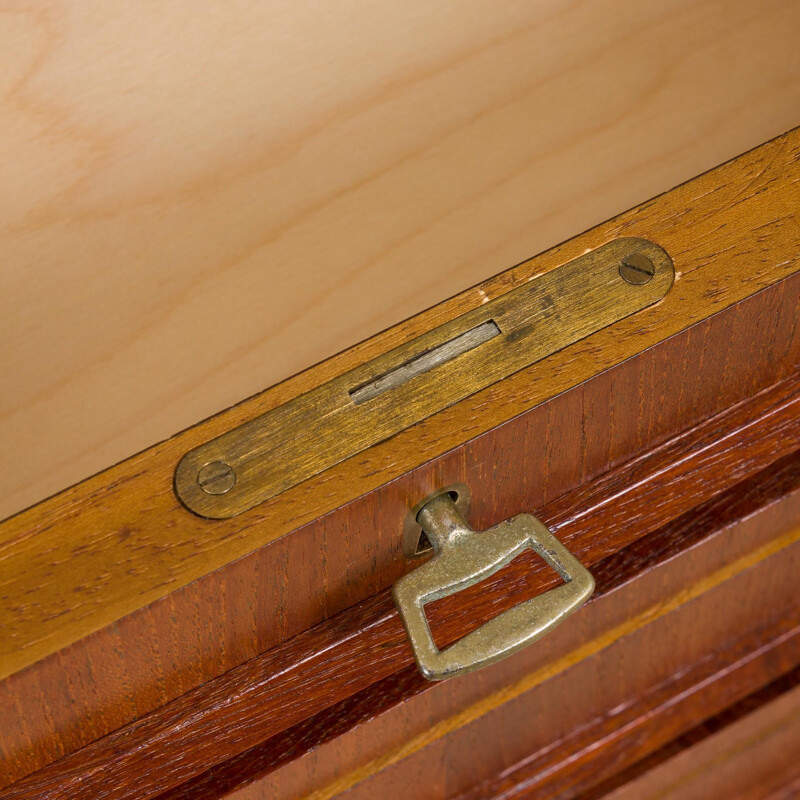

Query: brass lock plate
175 238 673 518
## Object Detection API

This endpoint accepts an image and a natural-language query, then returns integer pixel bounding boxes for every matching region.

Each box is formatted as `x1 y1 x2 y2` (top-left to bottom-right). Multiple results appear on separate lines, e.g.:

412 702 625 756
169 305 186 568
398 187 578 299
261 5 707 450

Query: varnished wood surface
2 160 800 787
1 1 799 522
450 629 800 800
5 398 800 796
219 454 800 800
584 666 800 798
206 620 800 800
1 128 799 697
325 541 800 800
164 457 800 800
3 339 800 787
594 680 800 800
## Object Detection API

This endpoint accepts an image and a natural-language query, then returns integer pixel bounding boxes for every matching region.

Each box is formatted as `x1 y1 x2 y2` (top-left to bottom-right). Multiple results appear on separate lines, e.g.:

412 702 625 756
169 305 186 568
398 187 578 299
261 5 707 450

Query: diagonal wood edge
6 393 800 798
309 527 800 800
0 127 798 683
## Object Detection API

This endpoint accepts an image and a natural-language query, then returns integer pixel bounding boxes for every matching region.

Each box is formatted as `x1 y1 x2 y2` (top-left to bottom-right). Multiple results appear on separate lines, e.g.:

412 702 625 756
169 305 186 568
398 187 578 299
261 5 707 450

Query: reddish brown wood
587 680 800 800
6 389 800 800
3 270 799 789
764 775 800 800
449 623 800 800
329 537 800 800
151 447 800 800
581 666 800 799
150 445 800 800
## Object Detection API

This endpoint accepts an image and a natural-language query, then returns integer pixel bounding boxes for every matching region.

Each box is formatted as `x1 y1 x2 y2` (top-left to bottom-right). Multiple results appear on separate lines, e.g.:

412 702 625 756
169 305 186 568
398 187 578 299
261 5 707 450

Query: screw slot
619 253 655 285
197 461 236 495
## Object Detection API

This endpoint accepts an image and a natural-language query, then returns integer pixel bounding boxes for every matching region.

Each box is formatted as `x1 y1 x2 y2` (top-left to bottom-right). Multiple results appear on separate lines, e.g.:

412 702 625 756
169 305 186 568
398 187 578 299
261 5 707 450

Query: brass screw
197 461 236 495
619 253 655 285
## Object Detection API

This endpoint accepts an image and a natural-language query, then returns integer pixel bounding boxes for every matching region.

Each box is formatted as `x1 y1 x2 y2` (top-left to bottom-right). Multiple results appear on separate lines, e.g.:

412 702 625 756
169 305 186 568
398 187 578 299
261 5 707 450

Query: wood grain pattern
1 0 799 522
6 397 800 797
1 131 800 789
583 666 800 799
154 450 800 800
449 634 800 800
260 463 800 800
1 127 799 689
324 539 800 800
2 281 799 791
2 271 800 786
593 680 800 800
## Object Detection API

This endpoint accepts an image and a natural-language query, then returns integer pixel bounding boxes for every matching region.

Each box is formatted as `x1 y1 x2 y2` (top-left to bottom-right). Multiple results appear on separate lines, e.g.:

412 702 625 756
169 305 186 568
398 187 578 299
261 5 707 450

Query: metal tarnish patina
175 238 673 518
196 461 236 495
393 493 595 681
402 483 471 558
619 253 656 285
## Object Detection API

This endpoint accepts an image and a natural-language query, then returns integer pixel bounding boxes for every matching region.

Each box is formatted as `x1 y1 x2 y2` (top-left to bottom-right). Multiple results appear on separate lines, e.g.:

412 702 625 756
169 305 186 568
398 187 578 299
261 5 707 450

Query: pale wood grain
1 0 799 520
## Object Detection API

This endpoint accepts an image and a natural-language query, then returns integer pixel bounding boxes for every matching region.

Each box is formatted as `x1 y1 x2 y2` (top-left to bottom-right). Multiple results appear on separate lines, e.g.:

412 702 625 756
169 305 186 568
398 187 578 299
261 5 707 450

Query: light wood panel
1 0 799 520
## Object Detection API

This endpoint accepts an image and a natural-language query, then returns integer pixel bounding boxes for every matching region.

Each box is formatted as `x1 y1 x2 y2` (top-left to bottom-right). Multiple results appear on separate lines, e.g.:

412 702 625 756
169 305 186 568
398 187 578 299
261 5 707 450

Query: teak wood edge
577 667 800 800
0 127 799 684
132 455 800 800
7 373 800 799
301 471 800 800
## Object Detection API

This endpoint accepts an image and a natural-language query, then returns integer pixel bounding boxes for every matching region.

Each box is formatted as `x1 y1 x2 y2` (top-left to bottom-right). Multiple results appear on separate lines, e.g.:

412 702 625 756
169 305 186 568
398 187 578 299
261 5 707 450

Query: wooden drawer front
334 542 800 800
196 467 800 800
5 368 800 800
594 678 800 800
